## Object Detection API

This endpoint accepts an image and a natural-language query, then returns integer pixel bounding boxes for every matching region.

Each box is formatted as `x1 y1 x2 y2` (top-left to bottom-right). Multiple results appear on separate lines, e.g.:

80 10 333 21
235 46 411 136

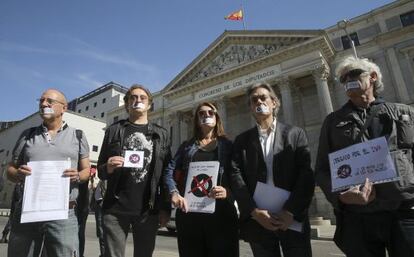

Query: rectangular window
78 109 81 113
102 98 106 104
101 112 105 118
113 116 119 123
92 145 99 152
401 10 414 27
6 150 9 156
86 106 89 111
341 32 360 50
94 102 97 107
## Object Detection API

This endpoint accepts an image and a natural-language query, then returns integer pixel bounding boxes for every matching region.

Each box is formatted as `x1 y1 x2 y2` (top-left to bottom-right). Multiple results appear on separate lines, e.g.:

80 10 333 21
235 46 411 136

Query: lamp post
337 19 358 58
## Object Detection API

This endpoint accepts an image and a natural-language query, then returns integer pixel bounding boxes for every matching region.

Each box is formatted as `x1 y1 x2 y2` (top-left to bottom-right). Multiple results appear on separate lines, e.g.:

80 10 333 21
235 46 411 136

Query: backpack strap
356 104 383 141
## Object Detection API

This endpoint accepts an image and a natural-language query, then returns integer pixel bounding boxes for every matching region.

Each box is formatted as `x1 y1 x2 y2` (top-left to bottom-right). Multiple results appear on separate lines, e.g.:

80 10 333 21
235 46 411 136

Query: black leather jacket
97 119 172 213
315 100 414 213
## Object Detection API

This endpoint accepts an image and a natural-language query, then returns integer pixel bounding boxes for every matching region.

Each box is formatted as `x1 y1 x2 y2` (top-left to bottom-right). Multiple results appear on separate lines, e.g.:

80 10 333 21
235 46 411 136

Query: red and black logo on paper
129 154 140 164
187 174 213 197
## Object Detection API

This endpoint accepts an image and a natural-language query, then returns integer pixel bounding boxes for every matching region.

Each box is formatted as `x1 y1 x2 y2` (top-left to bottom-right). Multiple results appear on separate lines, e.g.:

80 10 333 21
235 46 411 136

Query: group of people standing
4 56 414 257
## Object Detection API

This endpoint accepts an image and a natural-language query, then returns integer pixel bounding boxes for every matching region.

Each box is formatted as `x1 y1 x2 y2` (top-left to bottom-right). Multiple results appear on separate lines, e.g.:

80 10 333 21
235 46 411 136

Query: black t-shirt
107 123 153 215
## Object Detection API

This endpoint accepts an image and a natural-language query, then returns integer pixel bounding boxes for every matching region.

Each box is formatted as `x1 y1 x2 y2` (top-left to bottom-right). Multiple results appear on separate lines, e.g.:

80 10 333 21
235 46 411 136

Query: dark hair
193 102 226 140
123 84 153 113
247 82 280 115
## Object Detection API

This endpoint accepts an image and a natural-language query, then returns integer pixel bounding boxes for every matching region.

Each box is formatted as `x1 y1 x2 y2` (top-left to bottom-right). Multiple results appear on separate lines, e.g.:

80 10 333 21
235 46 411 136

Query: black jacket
97 119 172 214
230 122 315 237
315 100 414 213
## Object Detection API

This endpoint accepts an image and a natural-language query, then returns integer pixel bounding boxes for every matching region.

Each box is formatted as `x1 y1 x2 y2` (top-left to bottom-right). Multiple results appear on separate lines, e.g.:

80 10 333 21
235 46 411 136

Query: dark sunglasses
37 97 65 105
339 69 368 84
250 94 270 103
198 109 216 117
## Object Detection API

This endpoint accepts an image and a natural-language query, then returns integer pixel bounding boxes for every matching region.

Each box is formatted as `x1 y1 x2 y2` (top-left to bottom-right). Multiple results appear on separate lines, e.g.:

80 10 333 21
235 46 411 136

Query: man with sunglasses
97 84 171 257
6 89 91 257
230 82 314 257
315 56 414 257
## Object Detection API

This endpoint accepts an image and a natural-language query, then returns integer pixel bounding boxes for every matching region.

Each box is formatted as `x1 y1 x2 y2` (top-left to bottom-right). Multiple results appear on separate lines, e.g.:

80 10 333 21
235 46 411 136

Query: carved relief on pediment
186 44 284 84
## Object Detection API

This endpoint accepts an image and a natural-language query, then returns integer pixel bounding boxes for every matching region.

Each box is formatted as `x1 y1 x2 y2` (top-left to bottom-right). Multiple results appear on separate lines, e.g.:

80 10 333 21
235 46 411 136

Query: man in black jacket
315 56 414 257
97 84 171 257
231 82 314 257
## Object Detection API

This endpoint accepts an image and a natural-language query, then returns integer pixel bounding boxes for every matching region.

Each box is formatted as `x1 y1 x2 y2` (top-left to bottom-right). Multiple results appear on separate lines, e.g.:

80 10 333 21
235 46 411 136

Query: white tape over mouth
131 102 146 109
40 107 54 114
344 81 361 91
255 104 270 114
200 117 215 125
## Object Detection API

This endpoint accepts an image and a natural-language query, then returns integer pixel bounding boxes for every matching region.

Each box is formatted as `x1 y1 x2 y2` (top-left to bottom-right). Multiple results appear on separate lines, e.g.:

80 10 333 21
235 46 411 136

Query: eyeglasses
129 94 148 101
37 98 66 105
198 109 216 117
250 94 270 103
339 69 368 84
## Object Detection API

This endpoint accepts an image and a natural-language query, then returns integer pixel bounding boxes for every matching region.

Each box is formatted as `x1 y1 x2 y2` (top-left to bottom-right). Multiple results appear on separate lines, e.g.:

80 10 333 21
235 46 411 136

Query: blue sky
0 0 394 121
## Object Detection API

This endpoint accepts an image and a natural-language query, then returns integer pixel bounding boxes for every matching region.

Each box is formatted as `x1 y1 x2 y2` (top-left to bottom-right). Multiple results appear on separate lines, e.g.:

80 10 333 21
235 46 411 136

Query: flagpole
241 0 247 30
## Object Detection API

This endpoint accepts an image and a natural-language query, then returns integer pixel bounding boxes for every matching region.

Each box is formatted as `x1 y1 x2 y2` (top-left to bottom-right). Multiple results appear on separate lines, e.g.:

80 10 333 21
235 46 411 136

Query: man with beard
97 84 171 257
7 89 91 257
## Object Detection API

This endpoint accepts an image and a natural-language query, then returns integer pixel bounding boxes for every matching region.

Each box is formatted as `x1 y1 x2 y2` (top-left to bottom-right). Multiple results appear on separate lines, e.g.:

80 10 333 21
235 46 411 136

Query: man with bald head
6 89 91 257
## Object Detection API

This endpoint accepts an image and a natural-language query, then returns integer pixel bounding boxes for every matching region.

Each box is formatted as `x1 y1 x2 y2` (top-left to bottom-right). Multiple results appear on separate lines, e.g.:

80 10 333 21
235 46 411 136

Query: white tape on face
255 104 270 114
344 81 361 91
131 102 146 109
200 117 215 125
40 107 54 114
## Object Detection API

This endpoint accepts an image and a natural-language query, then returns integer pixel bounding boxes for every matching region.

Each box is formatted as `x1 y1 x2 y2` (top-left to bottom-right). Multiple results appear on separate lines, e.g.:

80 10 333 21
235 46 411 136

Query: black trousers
176 208 239 257
248 219 312 257
337 209 414 257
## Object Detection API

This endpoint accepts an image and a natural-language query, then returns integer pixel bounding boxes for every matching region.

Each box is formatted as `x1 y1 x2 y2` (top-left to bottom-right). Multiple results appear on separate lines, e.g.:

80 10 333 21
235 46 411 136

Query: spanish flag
225 9 243 21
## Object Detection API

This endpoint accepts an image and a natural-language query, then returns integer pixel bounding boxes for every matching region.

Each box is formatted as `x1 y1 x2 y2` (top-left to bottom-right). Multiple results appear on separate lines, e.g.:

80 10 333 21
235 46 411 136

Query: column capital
312 64 330 80
276 76 293 91
181 112 193 124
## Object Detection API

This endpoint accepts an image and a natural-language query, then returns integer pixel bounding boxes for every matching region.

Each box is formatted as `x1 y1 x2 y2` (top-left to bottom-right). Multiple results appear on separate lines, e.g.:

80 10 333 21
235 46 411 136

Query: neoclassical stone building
144 0 414 220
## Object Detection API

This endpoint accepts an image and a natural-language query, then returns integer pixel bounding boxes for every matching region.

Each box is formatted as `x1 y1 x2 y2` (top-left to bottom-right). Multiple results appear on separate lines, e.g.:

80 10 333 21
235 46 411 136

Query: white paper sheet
253 182 303 232
328 137 398 192
184 161 219 213
21 160 71 223
123 150 144 168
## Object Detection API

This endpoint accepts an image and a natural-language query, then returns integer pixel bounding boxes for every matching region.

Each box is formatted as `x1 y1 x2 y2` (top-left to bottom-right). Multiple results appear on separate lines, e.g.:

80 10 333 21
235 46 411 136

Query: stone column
277 77 295 125
168 112 181 154
401 50 414 93
215 97 228 130
312 64 334 120
180 112 193 142
386 48 410 103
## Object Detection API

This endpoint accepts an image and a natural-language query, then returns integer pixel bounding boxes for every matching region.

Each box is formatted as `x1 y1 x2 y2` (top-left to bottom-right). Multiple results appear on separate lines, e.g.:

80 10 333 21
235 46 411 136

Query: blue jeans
103 213 159 257
8 209 79 257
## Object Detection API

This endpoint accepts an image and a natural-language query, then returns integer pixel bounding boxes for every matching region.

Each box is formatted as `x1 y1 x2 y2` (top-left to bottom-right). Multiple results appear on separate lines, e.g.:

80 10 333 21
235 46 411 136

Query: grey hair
246 82 280 116
335 56 384 96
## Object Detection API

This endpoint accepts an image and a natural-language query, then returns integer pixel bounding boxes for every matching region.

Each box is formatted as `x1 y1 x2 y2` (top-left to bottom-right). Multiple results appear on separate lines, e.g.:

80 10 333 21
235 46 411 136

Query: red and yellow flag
225 9 243 21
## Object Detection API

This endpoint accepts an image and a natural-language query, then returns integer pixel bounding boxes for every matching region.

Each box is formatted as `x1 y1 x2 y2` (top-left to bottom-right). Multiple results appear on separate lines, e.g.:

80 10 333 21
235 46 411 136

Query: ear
370 71 378 83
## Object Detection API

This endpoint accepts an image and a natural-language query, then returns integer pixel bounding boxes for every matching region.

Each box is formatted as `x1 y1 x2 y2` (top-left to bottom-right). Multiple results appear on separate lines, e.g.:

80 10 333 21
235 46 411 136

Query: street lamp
337 19 358 58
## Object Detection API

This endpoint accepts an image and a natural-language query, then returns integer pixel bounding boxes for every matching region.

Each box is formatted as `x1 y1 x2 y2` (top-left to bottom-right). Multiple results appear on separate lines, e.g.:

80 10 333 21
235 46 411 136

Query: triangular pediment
165 30 325 92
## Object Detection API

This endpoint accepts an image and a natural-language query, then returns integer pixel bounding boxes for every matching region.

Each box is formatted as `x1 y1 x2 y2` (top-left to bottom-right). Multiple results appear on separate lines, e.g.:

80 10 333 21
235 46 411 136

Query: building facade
68 81 128 122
